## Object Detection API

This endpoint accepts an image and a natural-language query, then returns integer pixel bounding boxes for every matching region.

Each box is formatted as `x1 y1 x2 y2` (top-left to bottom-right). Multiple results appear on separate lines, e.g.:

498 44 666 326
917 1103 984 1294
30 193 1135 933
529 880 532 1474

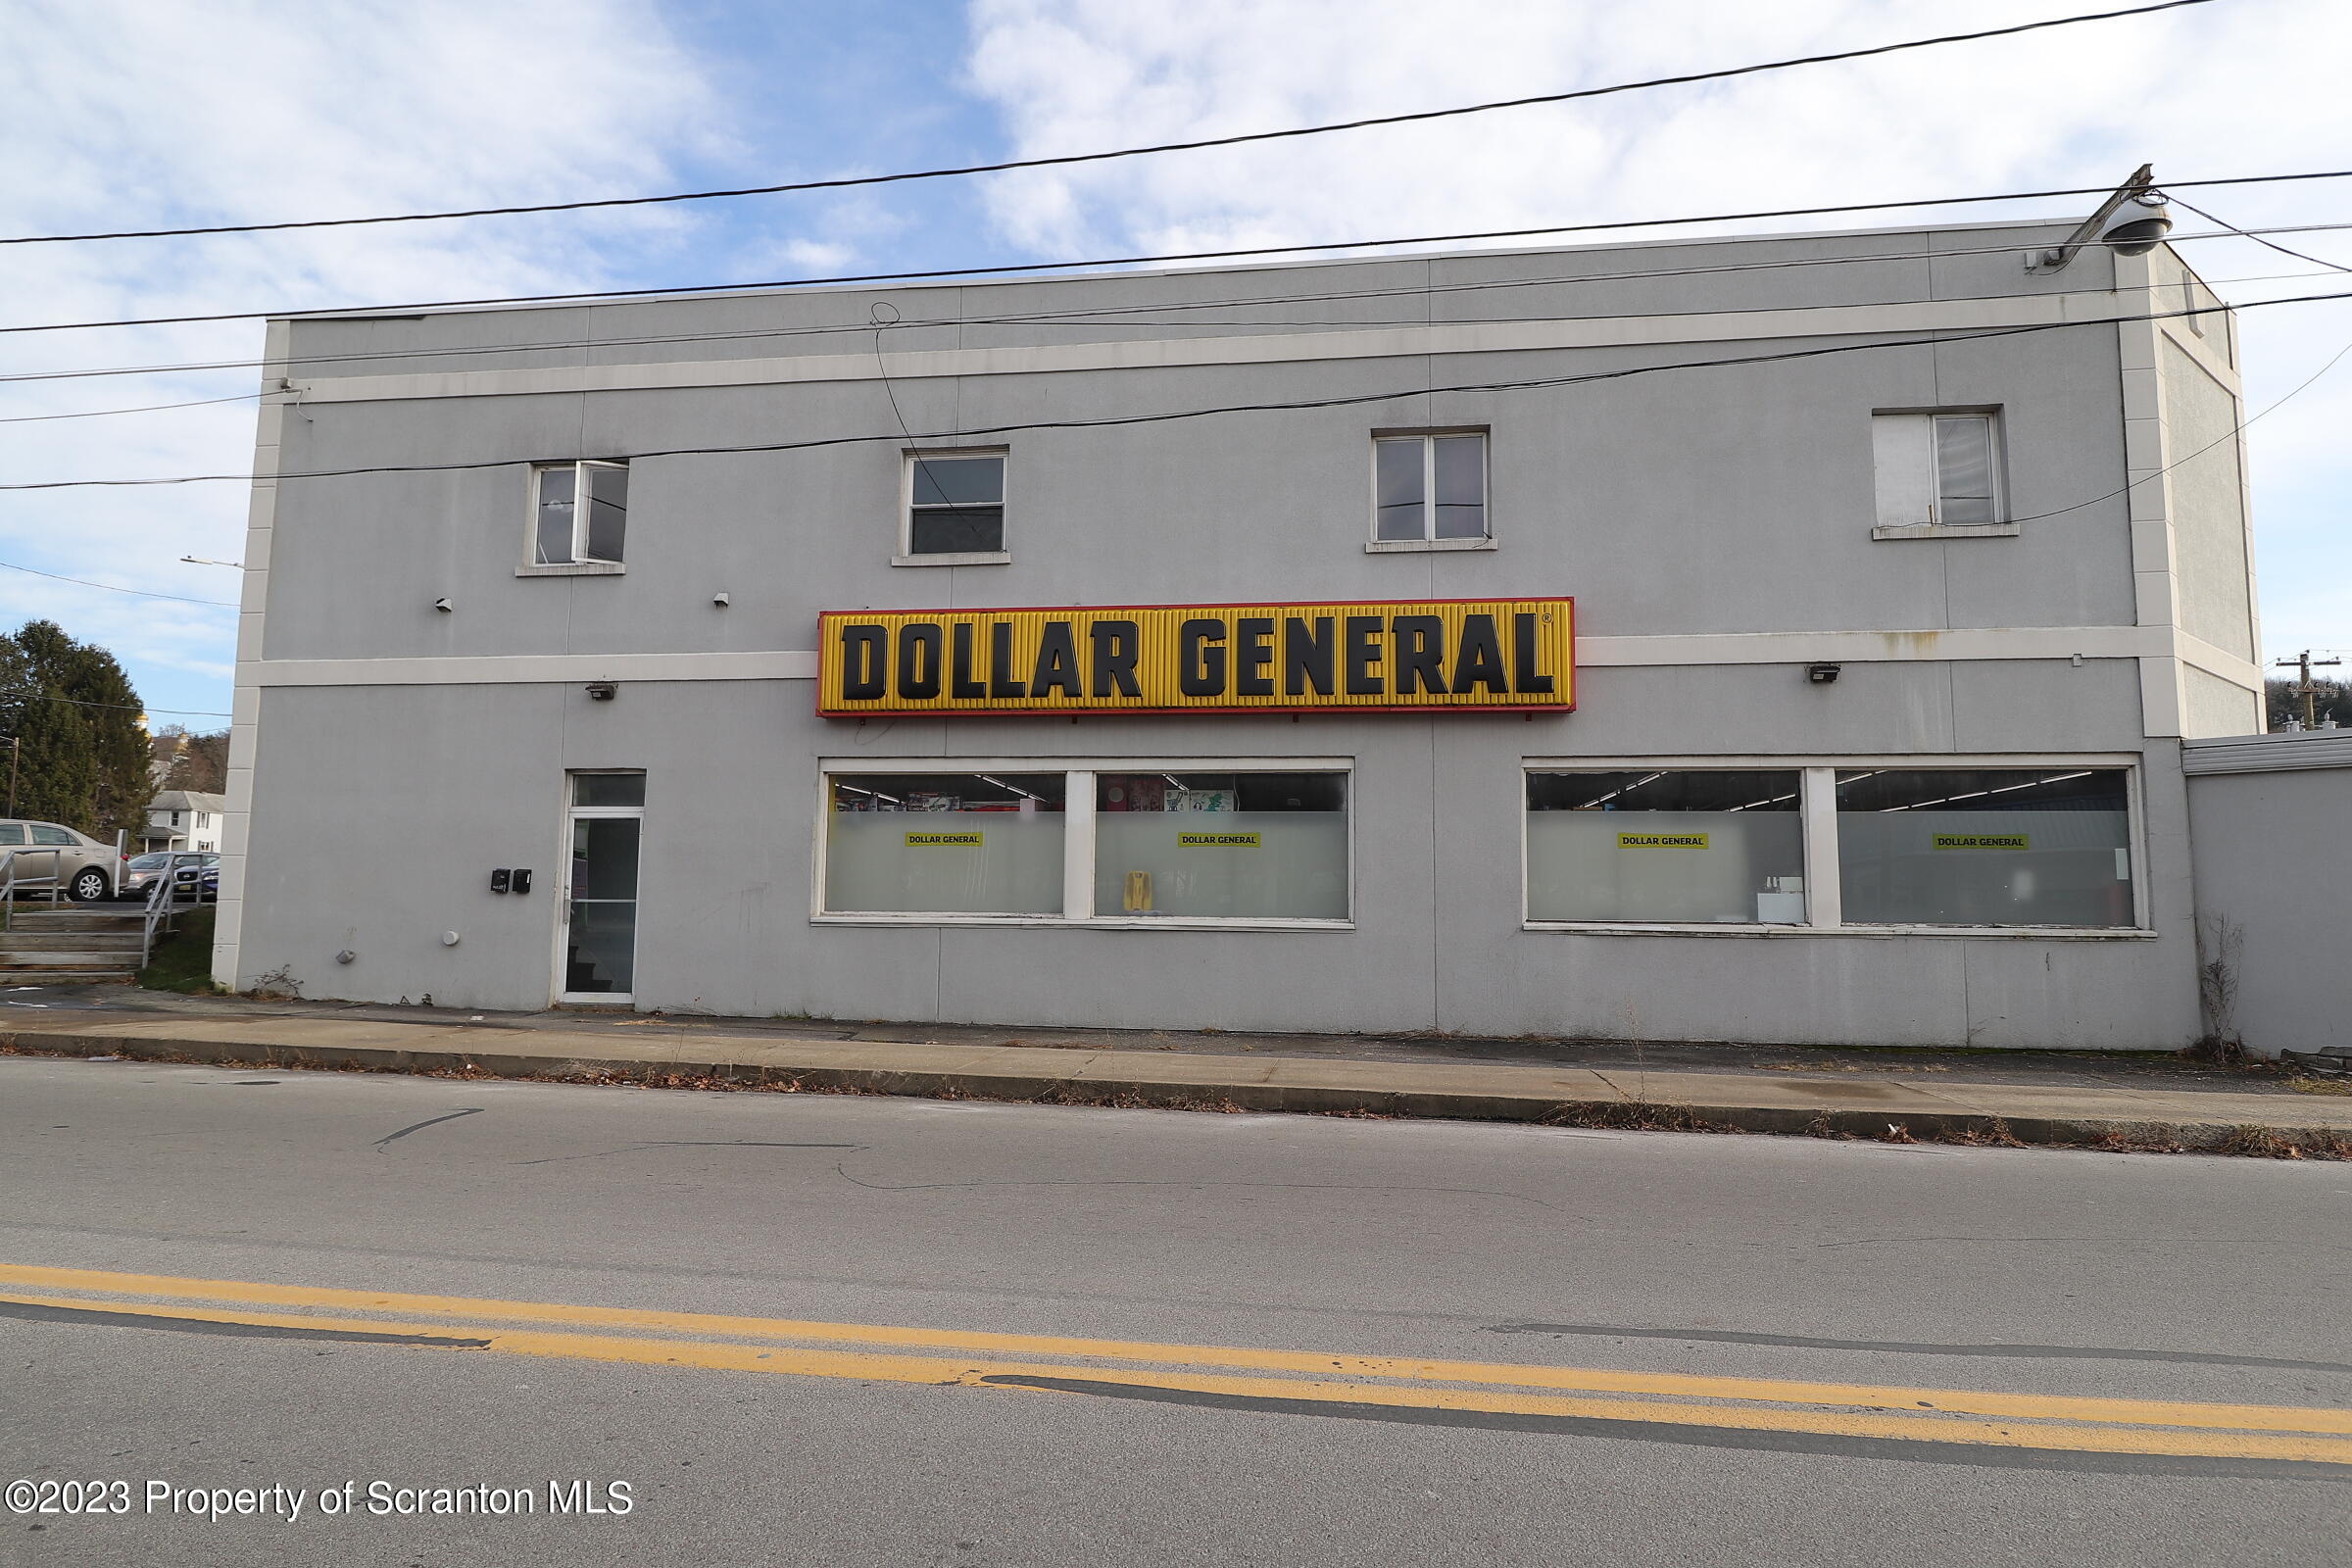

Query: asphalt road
2 1054 2347 1566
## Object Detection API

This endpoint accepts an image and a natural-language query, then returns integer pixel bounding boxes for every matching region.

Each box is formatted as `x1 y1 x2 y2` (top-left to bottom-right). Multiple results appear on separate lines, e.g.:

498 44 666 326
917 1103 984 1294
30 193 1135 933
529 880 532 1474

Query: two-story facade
142 790 227 854
213 216 2263 1050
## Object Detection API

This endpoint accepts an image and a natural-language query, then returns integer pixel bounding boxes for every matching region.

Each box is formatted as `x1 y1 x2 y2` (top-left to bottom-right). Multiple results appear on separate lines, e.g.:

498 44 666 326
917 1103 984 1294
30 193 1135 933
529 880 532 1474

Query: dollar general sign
817 598 1574 716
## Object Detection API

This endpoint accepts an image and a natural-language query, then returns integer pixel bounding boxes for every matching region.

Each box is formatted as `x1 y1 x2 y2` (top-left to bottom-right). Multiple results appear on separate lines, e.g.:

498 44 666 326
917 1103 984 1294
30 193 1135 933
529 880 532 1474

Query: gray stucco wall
2185 754 2350 1057
223 220 2236 1050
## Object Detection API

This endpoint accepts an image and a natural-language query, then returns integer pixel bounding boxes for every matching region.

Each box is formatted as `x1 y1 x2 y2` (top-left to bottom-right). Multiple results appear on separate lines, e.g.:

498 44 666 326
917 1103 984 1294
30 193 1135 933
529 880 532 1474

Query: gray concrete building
214 213 2270 1052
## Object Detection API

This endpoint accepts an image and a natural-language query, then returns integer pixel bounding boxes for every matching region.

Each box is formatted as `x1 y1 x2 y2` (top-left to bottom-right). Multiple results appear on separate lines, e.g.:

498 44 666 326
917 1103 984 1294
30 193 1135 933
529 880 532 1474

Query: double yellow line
4 1263 2346 1469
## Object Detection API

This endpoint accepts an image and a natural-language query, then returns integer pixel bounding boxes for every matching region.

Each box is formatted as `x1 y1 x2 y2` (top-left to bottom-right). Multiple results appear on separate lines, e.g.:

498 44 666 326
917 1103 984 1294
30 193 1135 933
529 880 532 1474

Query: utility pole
2274 650 2343 729
6 735 15 816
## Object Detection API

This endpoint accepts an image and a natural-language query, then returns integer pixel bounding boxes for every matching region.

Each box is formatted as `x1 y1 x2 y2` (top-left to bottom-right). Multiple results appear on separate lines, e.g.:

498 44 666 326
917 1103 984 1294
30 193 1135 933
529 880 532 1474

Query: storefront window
1835 768 2132 927
823 773 1065 914
1095 772 1349 920
1526 770 1805 924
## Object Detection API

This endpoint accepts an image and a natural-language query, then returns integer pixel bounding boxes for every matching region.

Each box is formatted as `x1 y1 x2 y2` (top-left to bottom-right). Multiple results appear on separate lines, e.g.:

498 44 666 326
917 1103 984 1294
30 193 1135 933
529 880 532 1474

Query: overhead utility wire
6 287 2342 494
13 167 2349 338
2 688 232 718
0 0 2217 249
0 392 262 423
10 228 2343 391
0 559 238 607
2172 196 2352 274
13 254 2346 423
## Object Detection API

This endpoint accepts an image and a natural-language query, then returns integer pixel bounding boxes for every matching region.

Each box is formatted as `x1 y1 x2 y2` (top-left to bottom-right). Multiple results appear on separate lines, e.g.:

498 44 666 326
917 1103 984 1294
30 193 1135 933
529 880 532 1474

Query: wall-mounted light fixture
585 681 617 702
1806 663 1841 685
433 597 453 612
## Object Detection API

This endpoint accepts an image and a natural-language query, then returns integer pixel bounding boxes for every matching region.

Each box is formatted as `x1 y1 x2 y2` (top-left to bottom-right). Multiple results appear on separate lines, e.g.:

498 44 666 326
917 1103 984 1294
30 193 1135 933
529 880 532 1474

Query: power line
0 392 261 424
2008 334 2352 523
0 559 238 607
8 225 2343 392
3 689 231 718
6 287 2342 494
0 0 2219 250
2172 195 2352 275
13 168 2349 338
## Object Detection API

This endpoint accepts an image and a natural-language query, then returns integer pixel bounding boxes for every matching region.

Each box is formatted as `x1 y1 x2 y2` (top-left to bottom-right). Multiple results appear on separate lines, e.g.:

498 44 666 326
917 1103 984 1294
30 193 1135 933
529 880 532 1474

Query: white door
560 773 644 1003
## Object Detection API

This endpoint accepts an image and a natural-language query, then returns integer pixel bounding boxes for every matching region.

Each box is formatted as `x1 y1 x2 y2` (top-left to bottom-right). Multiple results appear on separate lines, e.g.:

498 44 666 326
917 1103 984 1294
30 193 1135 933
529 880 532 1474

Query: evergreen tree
5 620 149 837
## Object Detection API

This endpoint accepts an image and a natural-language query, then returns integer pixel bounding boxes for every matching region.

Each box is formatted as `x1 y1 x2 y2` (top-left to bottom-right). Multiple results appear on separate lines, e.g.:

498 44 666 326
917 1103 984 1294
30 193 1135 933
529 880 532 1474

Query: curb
5 1027 2347 1159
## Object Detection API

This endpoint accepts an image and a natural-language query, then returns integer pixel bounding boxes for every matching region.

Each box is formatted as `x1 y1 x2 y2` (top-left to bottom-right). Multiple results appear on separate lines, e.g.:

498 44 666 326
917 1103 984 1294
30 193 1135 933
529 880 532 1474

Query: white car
0 818 126 903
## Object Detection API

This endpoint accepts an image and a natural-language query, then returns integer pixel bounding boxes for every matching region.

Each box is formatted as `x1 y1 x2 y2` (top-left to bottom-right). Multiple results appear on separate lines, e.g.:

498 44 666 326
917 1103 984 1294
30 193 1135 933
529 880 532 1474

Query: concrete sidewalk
6 1005 2350 1156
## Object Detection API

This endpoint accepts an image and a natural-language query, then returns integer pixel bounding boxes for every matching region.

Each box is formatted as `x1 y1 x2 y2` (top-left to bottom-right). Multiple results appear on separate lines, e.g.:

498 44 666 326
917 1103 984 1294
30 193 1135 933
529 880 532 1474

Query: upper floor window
530 460 628 568
1871 412 2007 537
1371 431 1489 550
899 451 1008 565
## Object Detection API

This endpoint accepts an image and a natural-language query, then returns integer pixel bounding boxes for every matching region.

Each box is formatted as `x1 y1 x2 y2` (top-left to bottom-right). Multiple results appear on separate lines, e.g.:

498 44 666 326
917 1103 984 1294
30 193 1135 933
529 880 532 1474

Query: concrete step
0 952 146 970
0 971 135 986
0 931 146 952
1 910 149 933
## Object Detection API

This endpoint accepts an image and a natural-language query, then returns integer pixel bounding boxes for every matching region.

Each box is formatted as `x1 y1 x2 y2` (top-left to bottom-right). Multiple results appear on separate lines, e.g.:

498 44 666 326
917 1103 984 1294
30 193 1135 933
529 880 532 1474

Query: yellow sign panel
1178 831 1261 848
1619 832 1709 849
817 598 1573 716
1934 833 2031 851
905 830 983 847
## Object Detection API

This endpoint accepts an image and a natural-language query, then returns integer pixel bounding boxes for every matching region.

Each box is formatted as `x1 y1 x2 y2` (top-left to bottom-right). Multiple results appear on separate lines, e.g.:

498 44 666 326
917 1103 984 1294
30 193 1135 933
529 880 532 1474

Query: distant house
141 790 227 853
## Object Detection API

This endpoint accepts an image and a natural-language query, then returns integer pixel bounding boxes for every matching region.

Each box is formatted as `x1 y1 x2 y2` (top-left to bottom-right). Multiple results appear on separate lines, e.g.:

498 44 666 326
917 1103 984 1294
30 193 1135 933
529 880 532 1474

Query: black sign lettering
1513 612 1555 694
1450 614 1507 694
1345 615 1385 695
896 622 943 700
1179 618 1228 697
1091 620 1141 697
1030 622 1083 697
840 624 887 700
1283 616 1335 696
987 622 1026 699
1235 616 1276 697
950 623 987 700
1392 615 1446 696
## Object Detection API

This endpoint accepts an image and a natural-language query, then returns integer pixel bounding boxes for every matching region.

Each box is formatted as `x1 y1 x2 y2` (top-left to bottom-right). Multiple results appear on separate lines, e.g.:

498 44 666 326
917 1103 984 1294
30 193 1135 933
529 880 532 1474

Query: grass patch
2286 1077 2352 1097
137 906 223 994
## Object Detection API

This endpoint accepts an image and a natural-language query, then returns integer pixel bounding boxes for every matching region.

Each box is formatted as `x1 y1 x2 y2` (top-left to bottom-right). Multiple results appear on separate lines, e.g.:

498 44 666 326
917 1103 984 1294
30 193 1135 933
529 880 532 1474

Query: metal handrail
0 847 67 924
140 859 202 969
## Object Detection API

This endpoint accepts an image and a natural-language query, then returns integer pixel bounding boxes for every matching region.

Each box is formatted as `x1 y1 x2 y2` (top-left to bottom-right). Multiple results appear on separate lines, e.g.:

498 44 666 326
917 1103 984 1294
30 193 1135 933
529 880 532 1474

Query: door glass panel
565 900 636 995
570 818 640 900
566 810 640 996
0 824 24 846
572 773 646 808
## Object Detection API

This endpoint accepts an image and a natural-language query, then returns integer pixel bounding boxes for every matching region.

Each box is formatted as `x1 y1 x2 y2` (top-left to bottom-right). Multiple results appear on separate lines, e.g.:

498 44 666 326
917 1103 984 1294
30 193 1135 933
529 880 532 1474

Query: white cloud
0 0 734 717
965 0 2352 669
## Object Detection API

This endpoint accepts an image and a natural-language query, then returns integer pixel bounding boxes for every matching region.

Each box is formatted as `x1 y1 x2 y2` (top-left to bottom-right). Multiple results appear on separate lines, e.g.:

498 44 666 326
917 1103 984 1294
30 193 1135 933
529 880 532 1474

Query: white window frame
1869 409 2015 541
1366 428 1495 553
895 448 1011 567
1520 755 2150 938
811 757 1355 929
519 460 629 576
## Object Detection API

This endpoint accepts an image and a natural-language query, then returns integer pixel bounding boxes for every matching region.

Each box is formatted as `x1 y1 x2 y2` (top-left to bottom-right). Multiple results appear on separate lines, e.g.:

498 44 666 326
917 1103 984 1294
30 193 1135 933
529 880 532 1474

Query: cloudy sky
2 0 2345 727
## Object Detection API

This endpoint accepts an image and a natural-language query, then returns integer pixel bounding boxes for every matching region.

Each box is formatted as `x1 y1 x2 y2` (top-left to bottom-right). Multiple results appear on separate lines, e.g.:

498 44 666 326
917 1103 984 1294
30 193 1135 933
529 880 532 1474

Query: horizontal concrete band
10 1017 2347 1151
238 626 2261 689
290 293 2147 406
